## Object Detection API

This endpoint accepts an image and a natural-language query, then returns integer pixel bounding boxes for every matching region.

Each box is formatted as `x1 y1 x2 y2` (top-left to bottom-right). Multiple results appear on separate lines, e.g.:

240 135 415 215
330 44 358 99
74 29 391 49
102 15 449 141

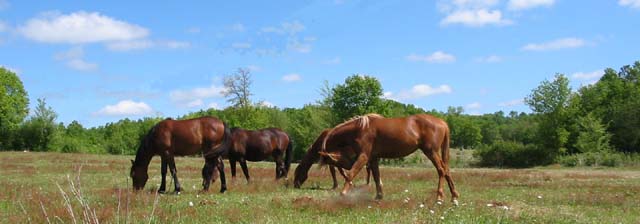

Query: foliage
327 75 386 124
525 74 573 164
576 63 640 153
573 113 612 153
474 141 546 168
18 98 58 151
0 67 29 150
446 107 482 149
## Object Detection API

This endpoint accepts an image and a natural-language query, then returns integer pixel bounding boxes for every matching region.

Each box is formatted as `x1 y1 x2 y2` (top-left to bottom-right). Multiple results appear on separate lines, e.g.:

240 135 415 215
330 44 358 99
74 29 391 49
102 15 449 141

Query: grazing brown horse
227 128 293 181
294 129 371 189
296 114 459 203
130 117 231 193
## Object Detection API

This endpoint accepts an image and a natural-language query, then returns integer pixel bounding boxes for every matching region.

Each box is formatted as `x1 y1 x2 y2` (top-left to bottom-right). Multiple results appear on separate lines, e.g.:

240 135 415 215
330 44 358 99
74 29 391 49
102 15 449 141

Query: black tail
284 139 293 177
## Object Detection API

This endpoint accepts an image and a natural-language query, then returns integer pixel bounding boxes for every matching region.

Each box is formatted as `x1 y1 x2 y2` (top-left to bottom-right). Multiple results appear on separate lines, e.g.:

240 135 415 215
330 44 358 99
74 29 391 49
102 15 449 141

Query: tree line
1 62 639 167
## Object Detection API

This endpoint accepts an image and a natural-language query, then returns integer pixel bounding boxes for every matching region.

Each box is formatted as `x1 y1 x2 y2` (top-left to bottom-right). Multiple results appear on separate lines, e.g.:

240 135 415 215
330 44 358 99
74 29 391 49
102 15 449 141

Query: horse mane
321 113 384 152
133 125 157 167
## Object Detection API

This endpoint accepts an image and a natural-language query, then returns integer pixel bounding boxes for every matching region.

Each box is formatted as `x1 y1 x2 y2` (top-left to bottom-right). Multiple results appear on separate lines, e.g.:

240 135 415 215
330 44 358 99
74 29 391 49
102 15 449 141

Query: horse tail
441 126 451 168
221 122 232 155
284 138 293 177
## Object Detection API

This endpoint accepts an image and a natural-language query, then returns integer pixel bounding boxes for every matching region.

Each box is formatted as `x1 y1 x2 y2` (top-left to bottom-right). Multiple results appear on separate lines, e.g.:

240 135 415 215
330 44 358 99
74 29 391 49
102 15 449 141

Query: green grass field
1 151 639 223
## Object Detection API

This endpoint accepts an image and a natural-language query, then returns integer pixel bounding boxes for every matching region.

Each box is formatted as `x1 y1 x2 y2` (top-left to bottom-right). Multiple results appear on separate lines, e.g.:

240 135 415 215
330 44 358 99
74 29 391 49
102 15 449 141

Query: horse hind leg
167 156 182 194
239 158 250 183
274 155 285 180
421 147 446 203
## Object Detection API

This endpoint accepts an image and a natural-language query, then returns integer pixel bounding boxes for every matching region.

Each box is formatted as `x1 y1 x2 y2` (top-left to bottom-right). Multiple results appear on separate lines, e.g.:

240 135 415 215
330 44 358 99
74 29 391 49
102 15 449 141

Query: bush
558 151 626 167
474 141 547 168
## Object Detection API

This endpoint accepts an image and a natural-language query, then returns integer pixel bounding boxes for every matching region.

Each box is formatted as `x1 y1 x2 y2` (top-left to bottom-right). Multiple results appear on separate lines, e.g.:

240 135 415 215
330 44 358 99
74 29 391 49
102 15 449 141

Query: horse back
152 117 225 156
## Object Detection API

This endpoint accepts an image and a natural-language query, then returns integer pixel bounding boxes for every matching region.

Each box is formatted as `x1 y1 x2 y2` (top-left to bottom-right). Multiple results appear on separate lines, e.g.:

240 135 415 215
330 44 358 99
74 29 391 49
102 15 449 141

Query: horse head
130 160 148 190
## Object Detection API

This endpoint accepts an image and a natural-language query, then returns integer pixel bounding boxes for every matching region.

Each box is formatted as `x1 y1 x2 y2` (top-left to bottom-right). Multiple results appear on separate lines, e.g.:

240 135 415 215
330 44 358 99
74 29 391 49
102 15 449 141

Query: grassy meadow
1 151 639 223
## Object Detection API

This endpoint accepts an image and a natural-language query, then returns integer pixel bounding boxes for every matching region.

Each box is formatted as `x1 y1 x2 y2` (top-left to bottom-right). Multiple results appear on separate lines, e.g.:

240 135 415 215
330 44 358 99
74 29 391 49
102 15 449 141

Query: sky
1 0 639 127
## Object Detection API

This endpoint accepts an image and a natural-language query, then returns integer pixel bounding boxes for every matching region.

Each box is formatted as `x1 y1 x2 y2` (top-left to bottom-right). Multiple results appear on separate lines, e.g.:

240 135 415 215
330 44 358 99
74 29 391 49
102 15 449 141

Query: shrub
474 141 547 168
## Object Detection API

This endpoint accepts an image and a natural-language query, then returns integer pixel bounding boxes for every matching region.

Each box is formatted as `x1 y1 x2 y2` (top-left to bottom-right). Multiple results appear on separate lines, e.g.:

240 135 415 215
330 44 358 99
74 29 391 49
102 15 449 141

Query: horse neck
133 143 154 169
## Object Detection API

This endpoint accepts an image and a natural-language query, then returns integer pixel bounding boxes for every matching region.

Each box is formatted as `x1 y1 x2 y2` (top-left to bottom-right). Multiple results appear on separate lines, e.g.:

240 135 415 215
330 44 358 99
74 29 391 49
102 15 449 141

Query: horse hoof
452 199 459 206
157 190 166 194
375 195 383 200
220 189 227 193
175 191 181 195
436 200 443 205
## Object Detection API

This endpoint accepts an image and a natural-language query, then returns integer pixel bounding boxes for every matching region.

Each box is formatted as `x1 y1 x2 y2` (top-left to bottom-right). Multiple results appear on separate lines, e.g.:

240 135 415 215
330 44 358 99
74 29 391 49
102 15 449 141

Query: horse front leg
202 158 215 191
341 153 368 196
158 158 168 194
330 165 338 190
215 157 227 193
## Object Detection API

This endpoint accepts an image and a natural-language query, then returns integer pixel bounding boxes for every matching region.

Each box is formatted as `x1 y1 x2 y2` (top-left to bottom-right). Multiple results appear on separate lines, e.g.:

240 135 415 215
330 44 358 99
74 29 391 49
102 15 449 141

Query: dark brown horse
295 114 459 203
227 127 293 181
130 117 231 193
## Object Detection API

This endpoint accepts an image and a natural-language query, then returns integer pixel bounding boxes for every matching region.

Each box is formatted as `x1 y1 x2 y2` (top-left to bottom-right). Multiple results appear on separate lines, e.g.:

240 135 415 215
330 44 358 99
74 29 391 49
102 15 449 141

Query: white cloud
186 99 203 108
169 82 227 107
386 84 453 100
0 65 20 75
164 41 190 49
261 21 305 35
54 47 98 71
466 102 482 109
441 9 512 27
19 11 148 44
572 70 604 80
499 99 524 107
323 57 342 65
522 37 586 51
508 0 555 11
619 0 640 9
231 23 245 32
231 42 252 49
282 74 302 82
107 40 190 51
286 39 312 53
207 102 220 109
259 101 275 107
406 51 456 63
94 100 154 116
107 40 153 51
476 55 502 63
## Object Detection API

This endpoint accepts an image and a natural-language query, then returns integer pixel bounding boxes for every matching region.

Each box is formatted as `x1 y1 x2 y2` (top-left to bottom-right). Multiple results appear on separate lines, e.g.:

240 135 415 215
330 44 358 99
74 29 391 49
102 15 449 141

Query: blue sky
1 0 639 127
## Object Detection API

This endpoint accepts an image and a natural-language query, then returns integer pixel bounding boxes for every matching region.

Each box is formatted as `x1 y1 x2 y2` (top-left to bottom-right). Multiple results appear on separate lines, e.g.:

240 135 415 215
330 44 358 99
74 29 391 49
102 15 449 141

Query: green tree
328 75 386 123
446 107 482 149
20 98 58 151
0 67 29 150
573 113 612 153
577 62 640 153
525 74 572 162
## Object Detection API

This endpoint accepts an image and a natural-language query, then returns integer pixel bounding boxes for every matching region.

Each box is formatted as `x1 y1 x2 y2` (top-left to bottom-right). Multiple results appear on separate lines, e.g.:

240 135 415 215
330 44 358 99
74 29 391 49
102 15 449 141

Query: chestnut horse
296 114 459 203
227 127 293 181
130 117 231 193
294 129 371 189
